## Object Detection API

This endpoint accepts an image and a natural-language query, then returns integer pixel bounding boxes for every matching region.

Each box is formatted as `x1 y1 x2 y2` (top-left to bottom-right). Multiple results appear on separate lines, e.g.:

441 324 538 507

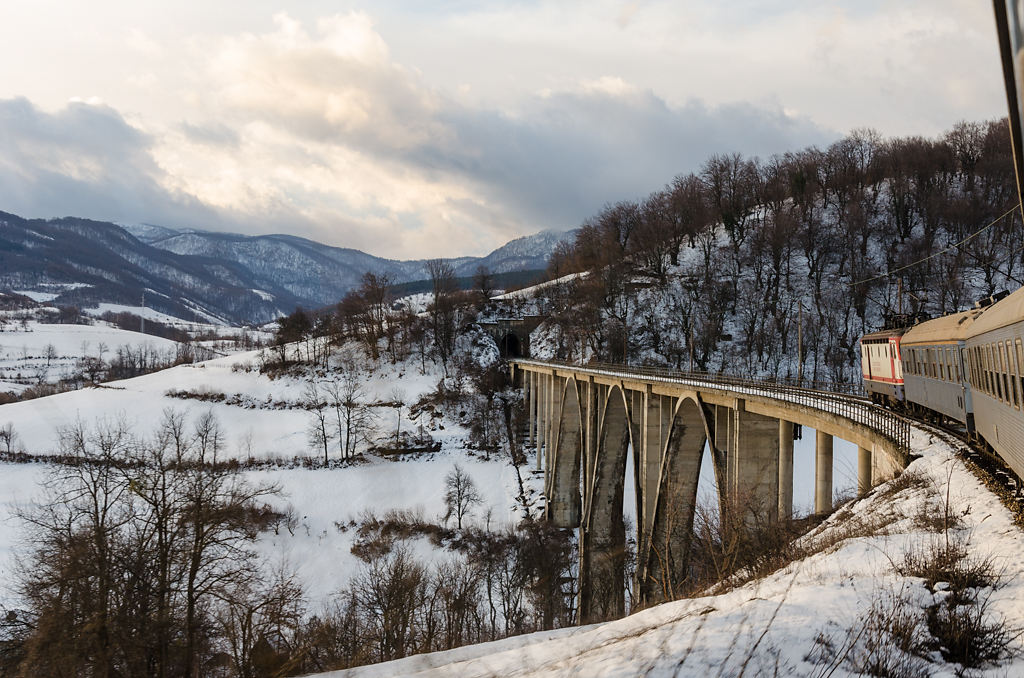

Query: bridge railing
512 359 910 460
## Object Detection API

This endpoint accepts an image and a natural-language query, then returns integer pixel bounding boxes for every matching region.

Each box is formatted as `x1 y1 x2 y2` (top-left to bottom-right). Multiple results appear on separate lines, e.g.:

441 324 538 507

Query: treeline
270 260 499 373
539 120 1020 382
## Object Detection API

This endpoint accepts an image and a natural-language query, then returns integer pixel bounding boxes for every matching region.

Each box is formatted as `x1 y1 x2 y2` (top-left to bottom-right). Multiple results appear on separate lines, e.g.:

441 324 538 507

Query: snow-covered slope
310 430 1024 677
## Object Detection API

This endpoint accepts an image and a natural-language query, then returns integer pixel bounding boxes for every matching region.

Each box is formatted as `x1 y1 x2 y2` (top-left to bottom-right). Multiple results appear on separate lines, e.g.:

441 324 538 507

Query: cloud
0 11 840 259
0 97 218 229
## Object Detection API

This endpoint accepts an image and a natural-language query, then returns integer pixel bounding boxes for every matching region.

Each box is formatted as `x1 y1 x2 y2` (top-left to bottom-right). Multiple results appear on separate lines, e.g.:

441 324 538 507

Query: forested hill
531 120 1020 384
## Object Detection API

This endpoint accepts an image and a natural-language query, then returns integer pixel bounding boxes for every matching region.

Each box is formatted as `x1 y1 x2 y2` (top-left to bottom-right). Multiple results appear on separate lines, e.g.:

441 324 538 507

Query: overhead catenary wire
848 201 1022 288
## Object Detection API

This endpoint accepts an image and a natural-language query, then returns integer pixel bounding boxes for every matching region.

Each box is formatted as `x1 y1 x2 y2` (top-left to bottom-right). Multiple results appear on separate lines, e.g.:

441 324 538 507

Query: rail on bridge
510 359 911 623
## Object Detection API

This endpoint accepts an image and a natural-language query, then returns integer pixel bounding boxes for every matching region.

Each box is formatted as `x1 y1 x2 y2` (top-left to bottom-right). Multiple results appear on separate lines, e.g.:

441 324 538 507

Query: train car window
939 350 945 381
1000 343 1010 405
1017 338 1024 406
1010 340 1020 409
975 347 981 390
985 345 994 395
973 347 980 388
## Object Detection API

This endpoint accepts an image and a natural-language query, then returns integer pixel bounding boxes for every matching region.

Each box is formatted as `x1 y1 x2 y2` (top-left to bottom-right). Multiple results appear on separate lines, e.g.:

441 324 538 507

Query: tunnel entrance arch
499 332 522 358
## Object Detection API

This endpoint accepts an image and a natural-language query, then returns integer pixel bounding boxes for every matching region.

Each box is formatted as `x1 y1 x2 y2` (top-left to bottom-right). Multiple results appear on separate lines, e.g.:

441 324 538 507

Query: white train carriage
900 309 985 428
964 286 1024 475
860 329 905 406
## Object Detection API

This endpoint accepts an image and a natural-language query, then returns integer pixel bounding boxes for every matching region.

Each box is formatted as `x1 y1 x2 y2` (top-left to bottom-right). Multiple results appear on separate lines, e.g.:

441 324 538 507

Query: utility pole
897 277 903 317
140 290 145 335
688 324 694 373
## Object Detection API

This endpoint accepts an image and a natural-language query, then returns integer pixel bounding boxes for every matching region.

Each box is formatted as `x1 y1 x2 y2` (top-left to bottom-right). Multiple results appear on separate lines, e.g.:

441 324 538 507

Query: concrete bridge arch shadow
515 360 910 623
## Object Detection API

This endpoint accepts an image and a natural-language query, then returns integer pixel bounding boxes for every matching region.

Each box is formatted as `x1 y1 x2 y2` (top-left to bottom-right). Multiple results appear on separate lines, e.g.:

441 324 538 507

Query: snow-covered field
0 338 538 612
0 321 181 393
313 429 1024 677
0 349 451 460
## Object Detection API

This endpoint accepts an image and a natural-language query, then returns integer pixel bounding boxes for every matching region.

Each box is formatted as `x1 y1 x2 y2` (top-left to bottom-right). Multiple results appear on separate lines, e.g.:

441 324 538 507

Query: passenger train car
900 307 985 428
963 286 1024 478
860 329 905 406
859 289 1024 482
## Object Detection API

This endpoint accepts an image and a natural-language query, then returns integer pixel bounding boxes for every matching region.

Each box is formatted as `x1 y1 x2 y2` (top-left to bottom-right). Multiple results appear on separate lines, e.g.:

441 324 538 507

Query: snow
311 428 1024 677
2 326 1022 675
249 456 527 605
0 340 539 611
490 272 588 301
0 349 448 460
0 321 182 389
12 290 58 303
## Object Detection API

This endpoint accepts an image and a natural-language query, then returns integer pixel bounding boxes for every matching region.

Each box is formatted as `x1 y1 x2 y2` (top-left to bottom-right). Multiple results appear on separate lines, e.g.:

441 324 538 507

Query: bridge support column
535 372 545 470
639 396 706 606
857 446 872 495
778 420 794 520
728 400 779 522
815 431 833 515
579 386 634 624
712 405 732 513
547 379 582 527
528 371 536 450
640 388 662 545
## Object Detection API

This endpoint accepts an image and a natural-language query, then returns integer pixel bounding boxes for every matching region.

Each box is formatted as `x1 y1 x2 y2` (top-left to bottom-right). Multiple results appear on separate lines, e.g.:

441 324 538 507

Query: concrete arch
547 378 583 527
580 384 634 623
640 395 709 604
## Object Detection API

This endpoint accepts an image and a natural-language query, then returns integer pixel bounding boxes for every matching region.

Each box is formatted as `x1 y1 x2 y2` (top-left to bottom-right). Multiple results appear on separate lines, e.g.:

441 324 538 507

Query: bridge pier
815 431 834 515
728 400 780 522
535 371 544 469
547 378 582 527
779 420 794 520
528 372 536 450
638 395 706 605
579 386 631 624
858 446 872 495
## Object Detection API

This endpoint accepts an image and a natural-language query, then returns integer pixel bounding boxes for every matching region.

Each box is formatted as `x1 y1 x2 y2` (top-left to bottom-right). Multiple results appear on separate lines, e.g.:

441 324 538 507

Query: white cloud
0 2 1009 259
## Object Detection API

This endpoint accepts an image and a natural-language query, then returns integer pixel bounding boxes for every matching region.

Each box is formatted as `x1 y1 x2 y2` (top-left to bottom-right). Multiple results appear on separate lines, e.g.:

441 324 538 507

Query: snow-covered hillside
0 321 180 393
0 340 541 616
311 430 1024 677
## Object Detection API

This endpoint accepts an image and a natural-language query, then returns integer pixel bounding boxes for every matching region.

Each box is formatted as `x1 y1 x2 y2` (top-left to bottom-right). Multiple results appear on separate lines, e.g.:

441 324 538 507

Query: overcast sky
0 1 1008 259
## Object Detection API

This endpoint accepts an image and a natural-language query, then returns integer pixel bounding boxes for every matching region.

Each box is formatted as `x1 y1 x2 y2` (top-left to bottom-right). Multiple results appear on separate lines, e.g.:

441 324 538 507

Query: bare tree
443 464 483 530
305 383 331 464
389 388 406 449
472 265 494 309
324 365 372 460
427 259 459 373
0 422 16 454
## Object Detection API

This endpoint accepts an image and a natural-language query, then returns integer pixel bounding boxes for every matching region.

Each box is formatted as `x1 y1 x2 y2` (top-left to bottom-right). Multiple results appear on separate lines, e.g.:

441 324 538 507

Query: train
856 1 1024 483
860 287 1024 480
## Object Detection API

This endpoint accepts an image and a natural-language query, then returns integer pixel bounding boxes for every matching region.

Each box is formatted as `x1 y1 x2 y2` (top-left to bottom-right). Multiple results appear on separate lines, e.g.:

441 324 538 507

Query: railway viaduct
510 359 911 624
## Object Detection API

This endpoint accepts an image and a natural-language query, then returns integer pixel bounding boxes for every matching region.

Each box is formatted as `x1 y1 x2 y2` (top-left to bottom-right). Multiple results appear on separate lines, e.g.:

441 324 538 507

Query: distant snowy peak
121 223 187 243
1 209 574 325
468 228 577 275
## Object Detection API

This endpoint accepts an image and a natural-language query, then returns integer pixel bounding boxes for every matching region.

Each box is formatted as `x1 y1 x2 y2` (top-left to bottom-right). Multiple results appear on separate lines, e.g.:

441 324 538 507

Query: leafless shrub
897 538 1018 668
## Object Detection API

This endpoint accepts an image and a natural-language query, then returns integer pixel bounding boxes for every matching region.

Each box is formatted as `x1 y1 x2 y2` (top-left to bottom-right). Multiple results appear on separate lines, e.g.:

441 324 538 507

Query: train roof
964 285 1024 339
860 328 907 342
901 307 987 345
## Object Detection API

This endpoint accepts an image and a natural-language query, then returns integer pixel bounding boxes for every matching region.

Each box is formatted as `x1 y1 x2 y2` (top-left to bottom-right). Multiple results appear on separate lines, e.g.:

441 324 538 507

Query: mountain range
0 211 570 325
